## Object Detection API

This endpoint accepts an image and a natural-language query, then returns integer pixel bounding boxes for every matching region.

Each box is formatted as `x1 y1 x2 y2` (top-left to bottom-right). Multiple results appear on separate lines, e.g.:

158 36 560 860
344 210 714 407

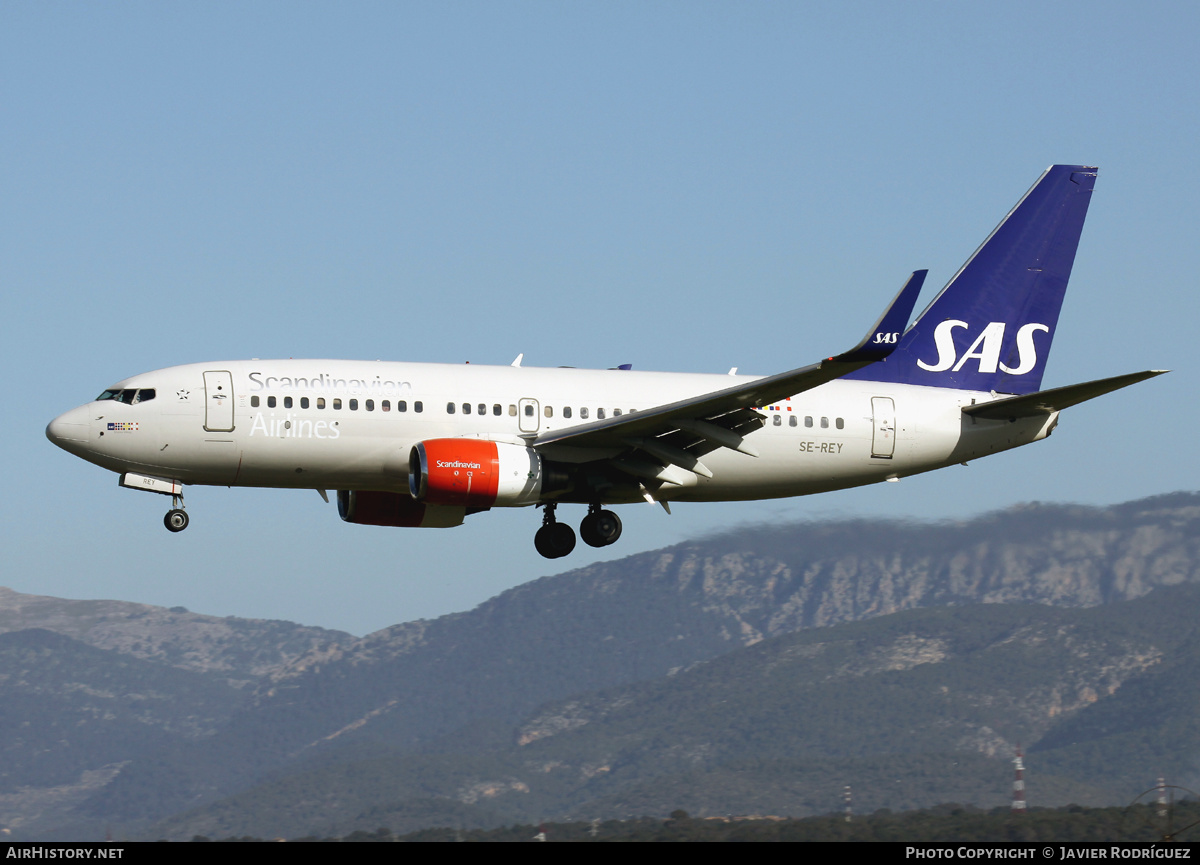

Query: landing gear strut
534 503 576 559
164 493 189 533
580 504 622 548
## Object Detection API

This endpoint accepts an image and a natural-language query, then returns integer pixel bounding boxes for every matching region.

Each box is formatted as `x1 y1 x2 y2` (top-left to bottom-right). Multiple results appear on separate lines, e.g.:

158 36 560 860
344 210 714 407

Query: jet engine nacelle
337 489 465 528
409 439 549 508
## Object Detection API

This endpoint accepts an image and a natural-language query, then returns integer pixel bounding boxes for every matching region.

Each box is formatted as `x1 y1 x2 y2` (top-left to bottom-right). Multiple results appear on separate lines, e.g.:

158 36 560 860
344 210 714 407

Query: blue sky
3 2 1196 636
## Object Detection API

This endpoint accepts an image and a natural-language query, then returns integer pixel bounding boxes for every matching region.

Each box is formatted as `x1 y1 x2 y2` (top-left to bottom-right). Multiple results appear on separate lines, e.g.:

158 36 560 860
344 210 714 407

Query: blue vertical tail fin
845 165 1098 394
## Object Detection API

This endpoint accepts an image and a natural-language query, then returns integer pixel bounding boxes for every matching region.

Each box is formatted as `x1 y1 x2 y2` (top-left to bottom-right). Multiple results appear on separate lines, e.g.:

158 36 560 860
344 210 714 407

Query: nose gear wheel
164 508 189 532
164 492 189 533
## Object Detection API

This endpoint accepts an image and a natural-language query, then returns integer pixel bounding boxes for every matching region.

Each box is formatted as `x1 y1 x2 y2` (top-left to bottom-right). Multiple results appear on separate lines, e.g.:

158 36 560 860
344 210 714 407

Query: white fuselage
47 358 1057 506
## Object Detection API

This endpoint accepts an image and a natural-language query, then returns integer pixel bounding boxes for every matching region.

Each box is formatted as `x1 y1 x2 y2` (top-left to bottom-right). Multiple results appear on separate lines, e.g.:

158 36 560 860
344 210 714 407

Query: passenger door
871 396 895 459
203 370 235 432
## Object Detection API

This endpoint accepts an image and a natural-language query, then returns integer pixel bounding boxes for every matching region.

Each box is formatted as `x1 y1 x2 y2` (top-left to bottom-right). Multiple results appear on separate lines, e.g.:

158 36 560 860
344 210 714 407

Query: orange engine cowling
409 439 545 508
337 489 465 528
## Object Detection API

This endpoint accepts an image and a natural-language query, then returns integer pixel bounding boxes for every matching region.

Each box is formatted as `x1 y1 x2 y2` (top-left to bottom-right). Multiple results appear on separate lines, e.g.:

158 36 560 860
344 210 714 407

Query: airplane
47 165 1165 559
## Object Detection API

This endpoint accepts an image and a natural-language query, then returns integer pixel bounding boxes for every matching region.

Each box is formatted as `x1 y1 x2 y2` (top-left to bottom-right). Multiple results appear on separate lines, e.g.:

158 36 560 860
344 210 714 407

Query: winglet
832 270 927 363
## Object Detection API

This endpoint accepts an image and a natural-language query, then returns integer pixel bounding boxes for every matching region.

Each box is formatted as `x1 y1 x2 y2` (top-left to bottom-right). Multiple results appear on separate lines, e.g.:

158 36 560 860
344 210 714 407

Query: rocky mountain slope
5 492 1199 839
225 492 1200 772
152 584 1200 839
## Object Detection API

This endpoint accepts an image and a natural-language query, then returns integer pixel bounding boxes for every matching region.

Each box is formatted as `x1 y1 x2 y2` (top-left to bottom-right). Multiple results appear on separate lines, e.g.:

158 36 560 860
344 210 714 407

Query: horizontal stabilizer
963 370 1167 420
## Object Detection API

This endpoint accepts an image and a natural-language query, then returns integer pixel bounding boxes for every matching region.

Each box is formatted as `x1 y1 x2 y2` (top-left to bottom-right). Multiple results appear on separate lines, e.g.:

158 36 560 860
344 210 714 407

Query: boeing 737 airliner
47 166 1164 558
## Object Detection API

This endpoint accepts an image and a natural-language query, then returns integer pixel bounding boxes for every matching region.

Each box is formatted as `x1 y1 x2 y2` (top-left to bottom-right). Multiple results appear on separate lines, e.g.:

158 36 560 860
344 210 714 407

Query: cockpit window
95 388 155 404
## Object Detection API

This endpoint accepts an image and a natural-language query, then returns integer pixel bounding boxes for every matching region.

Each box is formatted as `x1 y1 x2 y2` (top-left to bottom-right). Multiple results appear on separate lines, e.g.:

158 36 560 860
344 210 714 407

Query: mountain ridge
5 491 1200 839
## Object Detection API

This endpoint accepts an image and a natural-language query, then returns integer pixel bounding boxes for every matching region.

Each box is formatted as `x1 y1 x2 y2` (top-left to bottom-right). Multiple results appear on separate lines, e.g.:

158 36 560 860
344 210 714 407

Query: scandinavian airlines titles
248 412 341 439
247 371 413 396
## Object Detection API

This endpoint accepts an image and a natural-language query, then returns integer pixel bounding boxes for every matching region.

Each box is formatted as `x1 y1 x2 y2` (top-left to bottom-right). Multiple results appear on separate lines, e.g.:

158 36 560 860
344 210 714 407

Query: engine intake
410 439 560 508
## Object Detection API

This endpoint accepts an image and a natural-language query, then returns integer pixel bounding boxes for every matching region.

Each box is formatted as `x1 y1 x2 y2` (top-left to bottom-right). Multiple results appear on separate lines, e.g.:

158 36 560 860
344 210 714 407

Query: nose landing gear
117 473 190 533
164 509 189 532
534 503 576 559
164 493 189 533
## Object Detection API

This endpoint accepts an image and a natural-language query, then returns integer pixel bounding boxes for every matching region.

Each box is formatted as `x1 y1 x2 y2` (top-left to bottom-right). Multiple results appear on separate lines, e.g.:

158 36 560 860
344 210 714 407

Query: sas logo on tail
917 321 1049 375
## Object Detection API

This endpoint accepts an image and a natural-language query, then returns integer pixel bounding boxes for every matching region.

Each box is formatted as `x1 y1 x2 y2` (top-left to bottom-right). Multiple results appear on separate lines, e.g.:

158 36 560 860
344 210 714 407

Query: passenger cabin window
366 399 374 411
563 406 572 419
613 408 622 416
317 398 326 409
250 396 260 408
789 415 797 427
414 401 423 412
447 402 456 414
463 403 471 415
397 400 407 412
301 397 310 409
836 417 844 429
805 416 813 428
382 400 390 412
478 404 486 415
580 407 589 419
284 397 293 409
333 399 342 410
349 399 359 411
268 396 277 408
493 404 502 416
544 406 553 418
821 417 829 429
508 405 517 416
773 414 781 426
597 408 606 419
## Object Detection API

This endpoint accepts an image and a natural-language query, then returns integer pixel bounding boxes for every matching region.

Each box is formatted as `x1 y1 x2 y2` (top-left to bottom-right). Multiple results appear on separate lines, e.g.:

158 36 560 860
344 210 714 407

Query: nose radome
46 407 90 449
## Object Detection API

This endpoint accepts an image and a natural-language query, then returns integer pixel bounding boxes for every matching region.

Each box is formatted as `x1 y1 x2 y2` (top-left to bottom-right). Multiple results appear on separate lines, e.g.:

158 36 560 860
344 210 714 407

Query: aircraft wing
531 271 926 484
962 370 1168 421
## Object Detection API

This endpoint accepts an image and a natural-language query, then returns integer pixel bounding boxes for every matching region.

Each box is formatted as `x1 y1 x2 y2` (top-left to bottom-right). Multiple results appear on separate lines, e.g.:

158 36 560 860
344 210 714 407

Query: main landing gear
581 503 622 548
534 504 576 559
534 503 622 559
164 493 189 533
